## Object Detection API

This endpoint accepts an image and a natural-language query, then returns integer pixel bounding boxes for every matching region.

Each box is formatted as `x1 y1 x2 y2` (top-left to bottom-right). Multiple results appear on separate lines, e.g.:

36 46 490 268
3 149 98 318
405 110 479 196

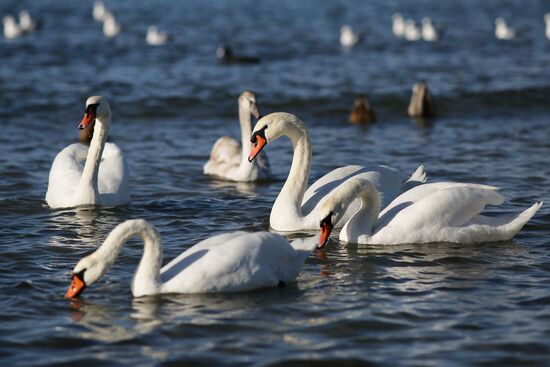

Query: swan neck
76 117 109 203
238 104 253 160
342 186 381 241
96 220 163 296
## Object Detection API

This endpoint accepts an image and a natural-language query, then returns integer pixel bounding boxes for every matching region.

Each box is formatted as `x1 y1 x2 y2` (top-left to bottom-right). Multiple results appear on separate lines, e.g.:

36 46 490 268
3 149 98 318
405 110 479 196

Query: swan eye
251 125 267 143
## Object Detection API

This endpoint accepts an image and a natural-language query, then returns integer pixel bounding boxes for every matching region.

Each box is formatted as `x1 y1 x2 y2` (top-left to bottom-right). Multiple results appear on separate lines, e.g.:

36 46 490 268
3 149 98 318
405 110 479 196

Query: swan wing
45 143 88 208
97 143 130 205
160 232 310 293
203 136 241 176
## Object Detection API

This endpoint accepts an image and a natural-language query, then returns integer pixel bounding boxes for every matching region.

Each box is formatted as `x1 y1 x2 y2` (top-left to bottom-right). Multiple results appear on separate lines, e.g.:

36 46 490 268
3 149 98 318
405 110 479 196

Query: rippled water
1 0 550 365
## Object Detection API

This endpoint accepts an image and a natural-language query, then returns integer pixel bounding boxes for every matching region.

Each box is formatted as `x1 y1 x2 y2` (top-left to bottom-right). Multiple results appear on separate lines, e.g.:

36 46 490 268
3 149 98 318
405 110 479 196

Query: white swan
18 11 37 33
3 15 22 39
495 17 515 40
318 179 542 246
248 112 427 232
392 13 405 38
102 11 120 38
64 219 317 297
544 14 550 40
46 96 129 208
93 1 108 22
204 91 270 182
404 19 421 41
340 25 360 48
146 26 171 46
421 17 438 42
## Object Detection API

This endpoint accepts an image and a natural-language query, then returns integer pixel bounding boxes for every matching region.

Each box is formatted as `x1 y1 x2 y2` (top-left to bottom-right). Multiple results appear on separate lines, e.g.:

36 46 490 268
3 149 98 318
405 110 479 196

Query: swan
93 1 108 22
421 17 438 42
146 26 171 46
45 96 129 208
407 81 436 119
404 19 421 41
349 95 376 125
204 91 270 182
495 17 515 40
392 13 405 38
64 219 318 297
340 25 360 48
18 10 38 33
248 112 427 232
544 14 550 40
102 11 120 38
318 179 542 247
3 15 22 39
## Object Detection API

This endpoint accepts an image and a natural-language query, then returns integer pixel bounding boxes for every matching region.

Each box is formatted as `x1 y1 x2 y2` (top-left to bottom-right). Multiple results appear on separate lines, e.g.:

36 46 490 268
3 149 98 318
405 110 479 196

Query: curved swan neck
341 184 381 241
271 120 312 228
75 116 110 203
95 220 163 296
238 104 253 160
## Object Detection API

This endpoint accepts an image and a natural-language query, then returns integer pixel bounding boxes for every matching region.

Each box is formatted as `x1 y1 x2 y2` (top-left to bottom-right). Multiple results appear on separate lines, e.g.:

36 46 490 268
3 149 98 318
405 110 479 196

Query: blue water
1 0 550 366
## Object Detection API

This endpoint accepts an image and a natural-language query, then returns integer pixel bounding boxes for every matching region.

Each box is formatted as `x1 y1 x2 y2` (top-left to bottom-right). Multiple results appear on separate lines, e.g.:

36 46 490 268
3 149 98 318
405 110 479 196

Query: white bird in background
93 1 108 22
146 26 171 46
544 13 550 40
421 17 438 41
102 11 120 38
3 15 22 39
18 10 37 33
404 19 421 41
495 17 515 40
392 13 405 38
340 25 360 48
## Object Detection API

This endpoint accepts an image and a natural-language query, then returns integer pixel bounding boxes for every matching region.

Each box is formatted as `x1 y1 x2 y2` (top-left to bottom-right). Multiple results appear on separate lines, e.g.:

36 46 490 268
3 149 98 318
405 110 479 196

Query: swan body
3 15 22 39
93 1 108 22
46 96 129 208
18 11 37 33
340 25 360 48
204 91 270 182
248 112 427 232
146 26 170 46
404 19 421 41
65 219 317 297
544 14 550 40
318 179 542 246
421 17 438 41
495 17 515 40
103 11 120 38
392 13 405 38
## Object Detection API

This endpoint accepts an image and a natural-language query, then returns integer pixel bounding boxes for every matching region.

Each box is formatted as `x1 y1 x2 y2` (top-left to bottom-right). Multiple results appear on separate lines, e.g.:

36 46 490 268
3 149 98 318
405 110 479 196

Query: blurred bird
404 19 421 41
18 10 38 33
495 17 515 40
340 25 361 48
3 15 22 39
102 11 120 38
349 95 376 125
421 17 438 41
146 26 171 46
93 1 108 22
407 82 436 119
216 46 260 64
392 13 405 38
544 13 550 40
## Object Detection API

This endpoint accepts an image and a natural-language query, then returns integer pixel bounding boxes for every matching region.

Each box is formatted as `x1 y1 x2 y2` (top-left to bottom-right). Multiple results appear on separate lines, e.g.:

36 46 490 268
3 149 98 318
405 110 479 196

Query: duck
45 96 130 208
407 81 436 119
64 219 318 297
204 91 270 182
340 25 361 48
421 17 438 42
404 19 421 41
3 15 22 39
216 46 260 64
495 17 515 40
102 11 120 38
392 13 405 38
248 112 427 232
146 25 171 46
544 14 550 40
93 1 108 22
318 179 542 247
349 95 376 125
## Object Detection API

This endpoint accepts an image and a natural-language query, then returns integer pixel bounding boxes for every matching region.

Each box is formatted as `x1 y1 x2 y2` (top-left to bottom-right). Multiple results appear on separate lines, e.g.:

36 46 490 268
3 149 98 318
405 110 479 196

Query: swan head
392 13 403 21
495 17 505 25
421 17 431 25
239 91 261 119
340 25 352 34
64 253 109 298
79 96 111 130
248 112 302 162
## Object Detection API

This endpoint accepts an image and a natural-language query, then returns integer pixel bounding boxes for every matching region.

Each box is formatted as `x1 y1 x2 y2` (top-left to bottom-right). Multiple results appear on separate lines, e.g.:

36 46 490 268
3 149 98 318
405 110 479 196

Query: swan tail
406 165 427 183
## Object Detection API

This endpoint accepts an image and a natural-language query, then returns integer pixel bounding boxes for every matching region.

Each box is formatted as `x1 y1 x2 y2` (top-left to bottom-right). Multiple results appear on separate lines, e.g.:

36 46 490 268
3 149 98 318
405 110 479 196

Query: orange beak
64 273 86 299
318 222 333 248
248 134 267 162
78 110 96 130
